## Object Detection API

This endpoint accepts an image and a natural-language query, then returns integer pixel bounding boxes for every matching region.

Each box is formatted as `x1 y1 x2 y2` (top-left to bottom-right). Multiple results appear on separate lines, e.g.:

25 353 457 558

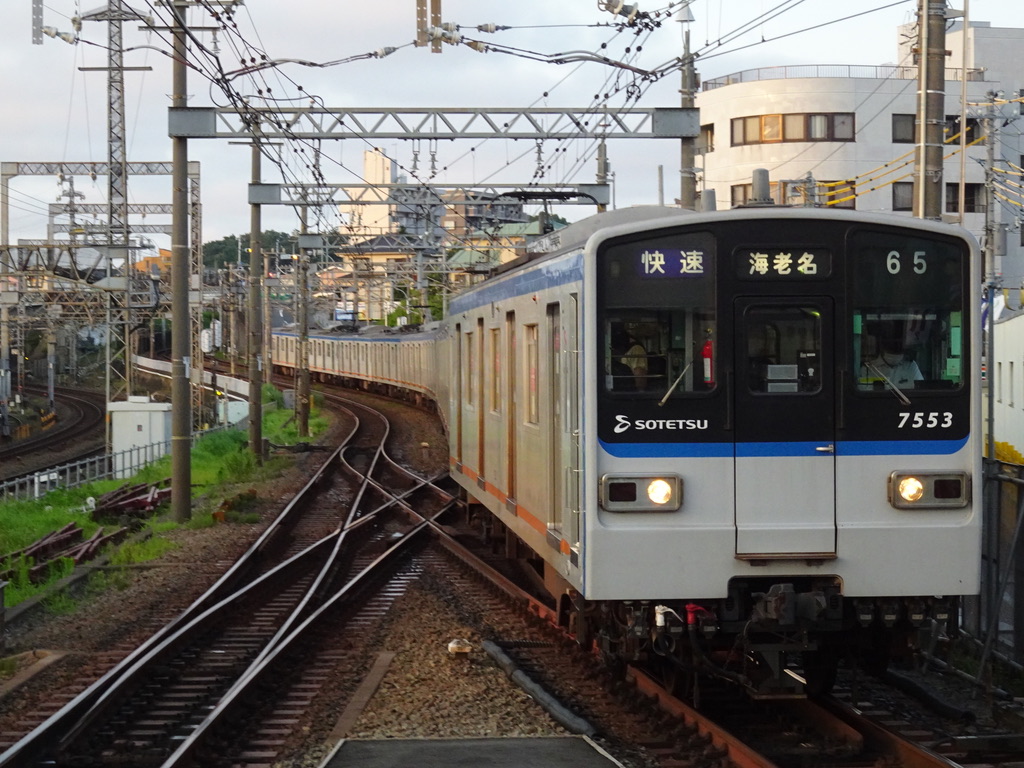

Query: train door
477 318 485 486
733 297 836 556
505 312 517 508
547 303 562 531
454 323 463 469
563 294 581 551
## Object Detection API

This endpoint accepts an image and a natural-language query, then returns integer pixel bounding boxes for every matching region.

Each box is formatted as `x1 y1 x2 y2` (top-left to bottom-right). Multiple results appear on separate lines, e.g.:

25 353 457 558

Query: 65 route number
887 250 927 275
898 411 952 429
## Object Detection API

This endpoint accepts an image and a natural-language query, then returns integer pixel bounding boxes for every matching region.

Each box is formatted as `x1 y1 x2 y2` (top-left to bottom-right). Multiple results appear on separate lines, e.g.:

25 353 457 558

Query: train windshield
598 231 717 397
849 230 966 394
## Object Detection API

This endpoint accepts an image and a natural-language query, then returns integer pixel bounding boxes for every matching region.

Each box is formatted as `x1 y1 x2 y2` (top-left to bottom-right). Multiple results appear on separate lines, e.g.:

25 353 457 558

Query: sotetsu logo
613 415 709 434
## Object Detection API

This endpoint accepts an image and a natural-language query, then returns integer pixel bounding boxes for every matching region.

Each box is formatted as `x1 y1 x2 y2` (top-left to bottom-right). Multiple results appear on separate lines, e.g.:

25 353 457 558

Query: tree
202 230 297 270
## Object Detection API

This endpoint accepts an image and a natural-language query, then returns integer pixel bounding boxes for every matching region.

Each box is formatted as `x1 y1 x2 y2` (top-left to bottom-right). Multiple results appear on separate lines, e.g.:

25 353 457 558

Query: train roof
277 321 444 342
497 205 689 274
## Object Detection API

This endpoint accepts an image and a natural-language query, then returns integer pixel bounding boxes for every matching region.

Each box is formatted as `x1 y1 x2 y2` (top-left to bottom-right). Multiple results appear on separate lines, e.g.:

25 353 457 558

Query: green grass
0 389 329 610
0 489 103 554
2 555 75 607
108 534 178 566
264 406 329 445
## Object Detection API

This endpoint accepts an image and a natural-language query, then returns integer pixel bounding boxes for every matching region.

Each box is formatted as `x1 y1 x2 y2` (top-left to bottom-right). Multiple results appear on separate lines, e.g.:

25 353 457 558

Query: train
272 203 981 699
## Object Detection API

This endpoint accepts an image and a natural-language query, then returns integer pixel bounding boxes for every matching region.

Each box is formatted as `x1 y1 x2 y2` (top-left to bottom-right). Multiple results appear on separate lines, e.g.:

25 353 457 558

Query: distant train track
0 386 106 483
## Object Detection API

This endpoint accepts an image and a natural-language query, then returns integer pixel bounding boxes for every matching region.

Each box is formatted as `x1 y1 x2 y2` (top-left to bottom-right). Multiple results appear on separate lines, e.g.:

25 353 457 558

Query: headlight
888 471 970 509
647 479 673 505
897 476 925 503
601 474 682 512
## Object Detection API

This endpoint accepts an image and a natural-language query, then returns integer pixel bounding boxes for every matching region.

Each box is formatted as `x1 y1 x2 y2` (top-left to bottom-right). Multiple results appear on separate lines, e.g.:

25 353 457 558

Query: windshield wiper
865 362 912 405
658 360 693 407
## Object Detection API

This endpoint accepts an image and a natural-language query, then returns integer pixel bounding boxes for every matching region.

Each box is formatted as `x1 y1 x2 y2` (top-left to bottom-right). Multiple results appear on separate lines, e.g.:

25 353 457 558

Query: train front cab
584 209 980 697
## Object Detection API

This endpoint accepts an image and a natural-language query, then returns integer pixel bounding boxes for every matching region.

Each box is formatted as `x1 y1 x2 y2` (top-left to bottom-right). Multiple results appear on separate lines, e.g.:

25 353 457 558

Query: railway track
5 381 1024 767
0 386 106 483
0 388 455 767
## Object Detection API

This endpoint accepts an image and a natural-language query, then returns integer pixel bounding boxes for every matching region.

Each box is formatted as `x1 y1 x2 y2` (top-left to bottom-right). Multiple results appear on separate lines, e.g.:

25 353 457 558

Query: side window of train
850 232 966 393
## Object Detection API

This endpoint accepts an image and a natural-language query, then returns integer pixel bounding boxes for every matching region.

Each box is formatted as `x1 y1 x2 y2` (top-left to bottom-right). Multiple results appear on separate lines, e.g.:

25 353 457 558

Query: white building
696 20 1023 282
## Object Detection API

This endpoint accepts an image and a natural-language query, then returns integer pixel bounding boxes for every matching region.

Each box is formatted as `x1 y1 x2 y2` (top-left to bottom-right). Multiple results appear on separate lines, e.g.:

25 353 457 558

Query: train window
850 230 966 393
526 324 539 423
598 230 717 398
466 330 475 406
490 328 501 412
743 306 821 395
603 311 716 396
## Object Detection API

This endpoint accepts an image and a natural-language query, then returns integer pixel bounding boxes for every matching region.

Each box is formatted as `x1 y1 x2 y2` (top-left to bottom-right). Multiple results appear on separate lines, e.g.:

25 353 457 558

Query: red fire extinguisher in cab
701 331 714 385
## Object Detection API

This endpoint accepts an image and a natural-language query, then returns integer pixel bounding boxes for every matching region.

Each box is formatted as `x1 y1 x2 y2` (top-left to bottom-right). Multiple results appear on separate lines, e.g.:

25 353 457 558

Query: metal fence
702 64 986 90
972 460 1024 663
0 428 229 502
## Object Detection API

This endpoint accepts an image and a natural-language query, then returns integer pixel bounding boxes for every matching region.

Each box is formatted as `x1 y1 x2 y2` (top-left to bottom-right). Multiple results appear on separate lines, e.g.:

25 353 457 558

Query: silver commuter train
273 204 981 698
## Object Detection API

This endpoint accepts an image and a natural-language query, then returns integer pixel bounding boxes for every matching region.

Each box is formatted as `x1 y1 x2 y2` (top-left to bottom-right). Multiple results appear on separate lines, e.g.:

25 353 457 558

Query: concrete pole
914 0 946 220
263 249 271 380
678 10 697 210
1 174 9 438
46 329 55 412
596 142 609 213
248 141 263 462
170 0 192 522
296 204 310 438
1 305 9 439
228 263 237 378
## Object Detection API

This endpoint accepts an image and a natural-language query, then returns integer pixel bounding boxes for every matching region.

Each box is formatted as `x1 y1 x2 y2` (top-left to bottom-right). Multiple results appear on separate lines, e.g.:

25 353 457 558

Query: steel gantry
170 105 698 141
0 161 203 442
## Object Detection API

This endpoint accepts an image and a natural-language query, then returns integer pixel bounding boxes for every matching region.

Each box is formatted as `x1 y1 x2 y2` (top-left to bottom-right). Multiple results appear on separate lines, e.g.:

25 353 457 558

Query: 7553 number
898 412 952 428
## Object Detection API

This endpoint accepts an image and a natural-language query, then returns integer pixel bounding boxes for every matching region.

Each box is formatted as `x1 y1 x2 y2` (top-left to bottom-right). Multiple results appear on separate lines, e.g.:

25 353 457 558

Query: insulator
476 23 497 33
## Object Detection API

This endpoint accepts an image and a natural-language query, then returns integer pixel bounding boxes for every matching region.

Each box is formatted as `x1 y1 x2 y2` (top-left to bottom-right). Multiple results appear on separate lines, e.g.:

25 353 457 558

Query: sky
2 0 1023 250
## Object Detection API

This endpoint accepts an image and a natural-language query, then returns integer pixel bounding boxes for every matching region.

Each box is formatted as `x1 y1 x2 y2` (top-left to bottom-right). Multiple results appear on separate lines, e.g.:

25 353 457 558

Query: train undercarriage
557 580 957 702
471 509 957 703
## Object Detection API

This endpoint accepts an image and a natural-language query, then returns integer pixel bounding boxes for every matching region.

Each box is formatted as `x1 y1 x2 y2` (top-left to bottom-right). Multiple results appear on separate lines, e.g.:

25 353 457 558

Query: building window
730 182 785 206
892 113 915 143
945 115 981 145
698 123 715 154
820 180 856 209
945 183 984 214
730 113 856 146
833 113 854 140
783 113 805 141
761 114 783 142
892 182 914 211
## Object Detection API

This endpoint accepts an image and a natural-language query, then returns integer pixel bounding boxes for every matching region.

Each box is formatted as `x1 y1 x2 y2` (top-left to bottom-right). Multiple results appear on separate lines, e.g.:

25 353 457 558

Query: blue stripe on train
448 252 584 315
599 437 969 458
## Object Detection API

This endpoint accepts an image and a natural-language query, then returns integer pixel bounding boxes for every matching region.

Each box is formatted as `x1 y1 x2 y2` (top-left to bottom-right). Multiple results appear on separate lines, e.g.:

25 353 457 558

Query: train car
271 324 447 414
444 204 980 698
271 202 980 699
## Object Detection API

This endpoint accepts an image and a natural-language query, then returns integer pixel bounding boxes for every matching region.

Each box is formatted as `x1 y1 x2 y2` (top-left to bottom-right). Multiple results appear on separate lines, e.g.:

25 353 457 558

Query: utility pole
170 0 192 523
248 138 263 462
914 0 946 220
983 92 999 463
678 3 697 210
981 88 998 662
596 141 609 213
295 199 310 439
